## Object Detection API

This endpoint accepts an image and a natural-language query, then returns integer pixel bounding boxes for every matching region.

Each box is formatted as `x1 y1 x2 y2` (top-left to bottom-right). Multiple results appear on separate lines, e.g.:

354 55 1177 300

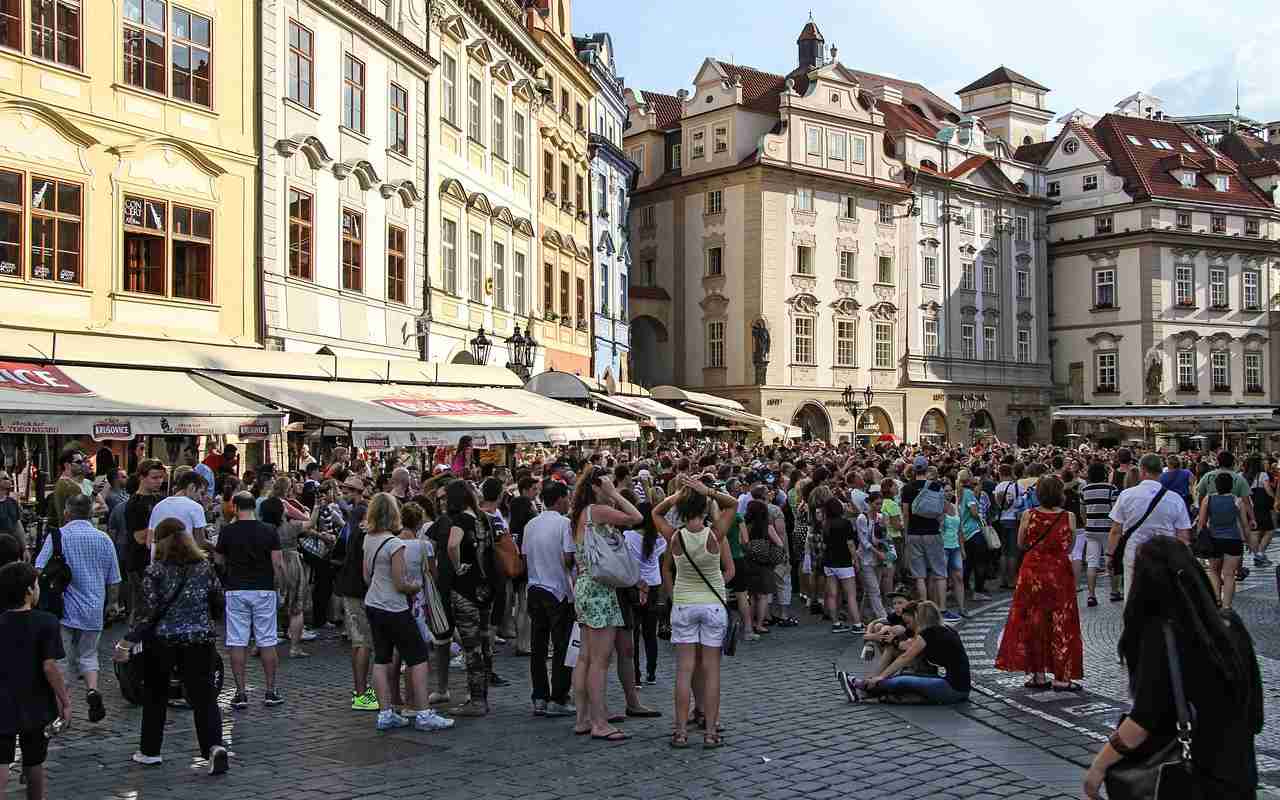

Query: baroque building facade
624 19 1052 444
262 0 434 358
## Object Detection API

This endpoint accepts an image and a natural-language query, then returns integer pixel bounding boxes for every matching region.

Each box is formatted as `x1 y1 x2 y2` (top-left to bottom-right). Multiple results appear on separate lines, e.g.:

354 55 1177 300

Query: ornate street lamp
469 327 492 365
505 325 529 381
522 317 539 372
842 385 862 420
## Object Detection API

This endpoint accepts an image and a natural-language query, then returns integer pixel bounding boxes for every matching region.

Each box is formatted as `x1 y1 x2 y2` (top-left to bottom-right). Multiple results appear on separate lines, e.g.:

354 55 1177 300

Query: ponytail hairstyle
570 464 601 532
675 479 709 523
744 499 769 541
635 500 658 559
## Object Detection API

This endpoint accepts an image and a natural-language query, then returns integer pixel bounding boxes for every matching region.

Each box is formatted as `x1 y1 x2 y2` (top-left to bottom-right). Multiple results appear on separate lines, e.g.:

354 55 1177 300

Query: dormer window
1181 142 1196 153
1177 171 1195 188
1082 174 1098 192
1212 175 1229 192
1126 135 1144 146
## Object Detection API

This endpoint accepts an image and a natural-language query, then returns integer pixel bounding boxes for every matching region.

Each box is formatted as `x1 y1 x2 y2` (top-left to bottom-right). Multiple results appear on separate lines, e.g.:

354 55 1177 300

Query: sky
573 0 1280 127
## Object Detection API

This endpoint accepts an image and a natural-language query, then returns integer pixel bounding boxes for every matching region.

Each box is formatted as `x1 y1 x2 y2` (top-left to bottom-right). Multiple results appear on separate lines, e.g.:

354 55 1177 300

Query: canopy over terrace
1052 404 1278 448
650 386 802 439
525 371 701 432
200 372 639 449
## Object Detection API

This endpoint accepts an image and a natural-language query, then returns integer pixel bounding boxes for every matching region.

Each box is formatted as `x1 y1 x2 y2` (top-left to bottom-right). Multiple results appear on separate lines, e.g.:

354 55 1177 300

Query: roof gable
956 66 1048 95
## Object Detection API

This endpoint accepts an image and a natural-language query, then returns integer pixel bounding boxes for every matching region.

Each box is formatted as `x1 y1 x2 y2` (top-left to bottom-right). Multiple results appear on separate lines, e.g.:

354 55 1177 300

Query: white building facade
261 0 434 358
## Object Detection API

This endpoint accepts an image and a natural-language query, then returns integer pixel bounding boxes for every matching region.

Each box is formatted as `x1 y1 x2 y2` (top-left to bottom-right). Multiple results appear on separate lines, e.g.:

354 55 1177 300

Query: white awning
590 393 701 431
201 373 639 447
650 386 747 411
0 362 282 440
683 402 801 438
1052 405 1276 423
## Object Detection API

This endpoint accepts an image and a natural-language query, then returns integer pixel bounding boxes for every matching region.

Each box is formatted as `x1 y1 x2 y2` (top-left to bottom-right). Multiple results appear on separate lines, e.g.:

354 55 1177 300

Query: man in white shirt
521 481 576 717
1108 454 1191 603
147 470 209 553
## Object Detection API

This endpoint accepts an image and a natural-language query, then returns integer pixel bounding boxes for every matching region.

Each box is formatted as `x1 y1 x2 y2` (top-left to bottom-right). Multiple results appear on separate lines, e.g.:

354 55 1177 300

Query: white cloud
1151 24 1280 123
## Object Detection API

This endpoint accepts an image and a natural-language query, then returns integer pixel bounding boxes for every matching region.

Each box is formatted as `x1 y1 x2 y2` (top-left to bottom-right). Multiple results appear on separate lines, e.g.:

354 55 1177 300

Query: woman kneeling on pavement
839 600 970 705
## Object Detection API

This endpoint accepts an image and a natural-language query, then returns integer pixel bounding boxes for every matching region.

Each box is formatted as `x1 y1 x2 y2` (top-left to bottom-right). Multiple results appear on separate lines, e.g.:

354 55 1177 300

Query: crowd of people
0 433 1269 797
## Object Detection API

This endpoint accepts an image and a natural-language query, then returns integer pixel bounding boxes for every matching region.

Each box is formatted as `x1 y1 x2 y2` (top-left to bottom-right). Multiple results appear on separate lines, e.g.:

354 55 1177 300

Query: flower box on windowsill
576 210 588 222
543 311 559 322
559 318 572 328
543 192 557 204
576 320 588 332
1174 301 1197 309
1244 305 1262 312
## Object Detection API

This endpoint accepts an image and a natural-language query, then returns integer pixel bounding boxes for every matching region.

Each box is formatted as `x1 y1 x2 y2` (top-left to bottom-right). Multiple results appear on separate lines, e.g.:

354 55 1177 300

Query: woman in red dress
995 475 1084 691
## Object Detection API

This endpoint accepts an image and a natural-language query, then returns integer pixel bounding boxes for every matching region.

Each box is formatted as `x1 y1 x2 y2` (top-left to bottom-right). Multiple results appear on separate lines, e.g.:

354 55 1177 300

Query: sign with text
0 362 92 396
91 418 133 441
238 420 271 440
374 397 515 417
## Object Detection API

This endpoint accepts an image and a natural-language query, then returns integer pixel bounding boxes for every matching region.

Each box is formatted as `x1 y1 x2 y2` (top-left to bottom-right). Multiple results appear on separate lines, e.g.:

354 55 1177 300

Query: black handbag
746 538 786 567
1105 623 1211 800
676 531 740 657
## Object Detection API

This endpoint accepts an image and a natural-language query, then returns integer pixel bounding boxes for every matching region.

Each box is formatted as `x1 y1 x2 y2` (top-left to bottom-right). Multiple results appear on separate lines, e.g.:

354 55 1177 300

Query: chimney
877 84 902 105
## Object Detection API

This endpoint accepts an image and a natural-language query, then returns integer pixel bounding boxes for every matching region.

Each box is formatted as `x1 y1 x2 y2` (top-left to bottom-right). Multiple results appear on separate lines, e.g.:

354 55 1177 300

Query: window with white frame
1177 349 1195 390
1015 215 1029 241
796 245 813 275
441 217 458 294
1178 172 1195 188
793 316 815 364
599 264 609 316
1175 265 1194 306
922 192 939 225
1246 352 1262 392
960 203 974 232
691 128 705 159
982 262 995 292
1213 175 1229 192
828 131 846 161
1016 268 1030 299
806 126 822 157
982 207 995 235
491 94 506 160
1176 211 1191 230
1210 267 1227 307
1046 181 1060 198
492 241 506 308
1245 270 1260 310
440 54 458 125
707 321 725 367
1095 214 1113 235
1096 351 1117 393
671 143 681 169
705 246 723 276
951 323 971 360
1211 349 1229 391
705 190 722 215
835 319 856 366
923 317 939 356
1017 329 1031 363
839 250 855 280
879 202 894 225
469 229 483 299
467 75 482 143
713 125 728 153
842 194 857 218
1083 174 1098 191
513 251 525 314
983 325 997 360
873 322 894 368
1094 269 1115 307
513 111 526 172
877 255 893 284
922 255 937 285
851 136 866 163
960 261 975 290
795 188 814 212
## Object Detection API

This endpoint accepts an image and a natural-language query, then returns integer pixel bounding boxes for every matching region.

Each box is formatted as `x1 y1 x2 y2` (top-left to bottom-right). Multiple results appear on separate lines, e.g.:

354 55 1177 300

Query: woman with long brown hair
260 476 312 657
569 465 642 742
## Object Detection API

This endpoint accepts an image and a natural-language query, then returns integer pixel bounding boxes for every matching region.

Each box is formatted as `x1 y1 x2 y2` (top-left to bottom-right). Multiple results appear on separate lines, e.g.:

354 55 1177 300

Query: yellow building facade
0 0 258 349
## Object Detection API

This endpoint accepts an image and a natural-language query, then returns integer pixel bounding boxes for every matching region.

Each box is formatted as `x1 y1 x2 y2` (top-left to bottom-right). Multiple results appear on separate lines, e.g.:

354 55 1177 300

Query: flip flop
625 707 661 718
606 714 626 724
1052 682 1084 693
574 726 591 735
1023 678 1052 690
592 729 630 742
669 731 689 749
703 733 724 749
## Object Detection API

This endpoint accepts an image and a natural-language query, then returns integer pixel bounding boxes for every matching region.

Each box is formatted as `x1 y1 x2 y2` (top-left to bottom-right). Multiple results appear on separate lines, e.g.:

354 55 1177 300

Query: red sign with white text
374 397 514 417
0 362 92 395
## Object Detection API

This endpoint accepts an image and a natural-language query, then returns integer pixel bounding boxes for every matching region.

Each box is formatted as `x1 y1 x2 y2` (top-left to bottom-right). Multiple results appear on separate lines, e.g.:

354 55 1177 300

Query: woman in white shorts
652 478 735 749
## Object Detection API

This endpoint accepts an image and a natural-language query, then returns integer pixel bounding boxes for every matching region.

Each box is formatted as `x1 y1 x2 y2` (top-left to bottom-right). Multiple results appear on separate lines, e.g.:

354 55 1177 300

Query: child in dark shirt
0 561 71 799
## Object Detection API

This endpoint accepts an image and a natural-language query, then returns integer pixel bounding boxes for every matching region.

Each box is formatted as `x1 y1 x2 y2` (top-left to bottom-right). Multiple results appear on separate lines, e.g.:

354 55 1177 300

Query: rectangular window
123 195 210 299
839 250 855 280
842 194 856 219
287 20 313 108
542 151 555 200
575 276 585 323
596 176 608 218
122 0 166 94
640 258 655 286
923 318 938 356
705 190 722 215
1094 269 1114 308
873 322 893 369
27 174 81 284
827 131 845 161
1095 214 1113 235
1176 211 1191 230
1015 215 1029 241
982 207 995 235
879 202 894 225
492 94 505 160
1210 267 1227 308
468 229 483 300
691 129 705 159
713 125 728 154
467 76 482 143
169 6 211 106
805 126 822 157
1016 268 1030 299
983 325 996 360
342 55 365 132
167 203 212 300
575 102 583 130
705 246 723 276
960 204 974 232
0 1 18 51
0 170 21 277
1177 350 1195 390
559 163 569 206
492 241 505 309
835 319 856 366
1096 352 1117 393
1246 352 1262 393
1178 172 1195 188
441 218 457 294
1211 214 1226 234
1046 181 1060 198
559 269 569 317
575 174 584 212
600 264 609 316
1175 266 1193 306
960 261 975 290
287 188 312 280
388 83 409 156
793 316 814 364
961 324 975 359
441 53 457 125
982 262 995 293
513 251 525 315
707 321 724 367
32 0 79 69
1017 329 1031 363
1082 174 1098 191
1211 350 1229 391
340 208 362 291
795 188 813 212
851 136 866 163
671 143 681 169
559 88 568 116
639 206 654 228
386 225 406 303
123 195 165 294
1214 175 1229 192
542 265 553 314
922 192 938 226
878 255 893 284
619 273 627 318
1245 271 1260 310
922 255 937 285
1246 218 1260 237
795 245 813 275
513 110 526 171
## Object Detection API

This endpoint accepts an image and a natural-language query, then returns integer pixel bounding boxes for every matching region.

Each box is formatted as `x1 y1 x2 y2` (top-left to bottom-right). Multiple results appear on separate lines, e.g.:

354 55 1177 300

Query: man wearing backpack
900 459 947 609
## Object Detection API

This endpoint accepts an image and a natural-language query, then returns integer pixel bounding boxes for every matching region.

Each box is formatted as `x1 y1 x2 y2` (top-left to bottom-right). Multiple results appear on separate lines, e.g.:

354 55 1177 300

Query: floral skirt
574 573 623 629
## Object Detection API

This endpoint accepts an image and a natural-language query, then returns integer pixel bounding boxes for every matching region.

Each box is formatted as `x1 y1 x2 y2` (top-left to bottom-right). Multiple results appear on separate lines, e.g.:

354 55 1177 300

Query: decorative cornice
960 305 978 318
868 300 898 321
1085 330 1124 345
111 136 226 178
830 297 861 316
1016 310 1033 322
440 177 468 205
1086 249 1120 263
466 190 493 215
1015 253 1033 265
785 292 820 314
275 135 334 170
491 205 515 227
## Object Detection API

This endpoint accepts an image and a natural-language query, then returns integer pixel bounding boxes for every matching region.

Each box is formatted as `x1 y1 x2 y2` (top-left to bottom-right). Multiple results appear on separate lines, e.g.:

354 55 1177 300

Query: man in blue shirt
35 492 121 723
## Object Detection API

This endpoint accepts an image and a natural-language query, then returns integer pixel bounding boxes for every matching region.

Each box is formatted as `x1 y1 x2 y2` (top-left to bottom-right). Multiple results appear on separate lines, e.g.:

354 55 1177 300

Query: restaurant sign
374 397 515 417
0 362 92 396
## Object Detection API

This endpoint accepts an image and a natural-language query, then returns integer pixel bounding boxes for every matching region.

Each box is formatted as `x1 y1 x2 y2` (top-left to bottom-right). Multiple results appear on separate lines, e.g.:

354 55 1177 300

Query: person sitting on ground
838 600 970 705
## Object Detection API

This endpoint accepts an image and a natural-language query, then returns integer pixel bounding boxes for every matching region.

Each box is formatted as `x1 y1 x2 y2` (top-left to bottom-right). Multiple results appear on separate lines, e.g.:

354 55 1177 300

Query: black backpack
38 528 73 618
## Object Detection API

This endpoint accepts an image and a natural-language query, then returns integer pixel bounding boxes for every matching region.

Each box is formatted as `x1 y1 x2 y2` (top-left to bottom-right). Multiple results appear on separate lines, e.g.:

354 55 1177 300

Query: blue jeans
873 675 968 705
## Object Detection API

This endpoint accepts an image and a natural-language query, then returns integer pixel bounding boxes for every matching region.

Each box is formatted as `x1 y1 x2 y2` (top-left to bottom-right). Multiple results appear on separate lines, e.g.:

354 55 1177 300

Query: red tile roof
956 66 1048 95
1241 159 1280 178
1012 140 1054 164
879 99 939 137
717 62 790 115
639 91 682 130
797 20 823 42
945 155 991 178
1091 114 1274 209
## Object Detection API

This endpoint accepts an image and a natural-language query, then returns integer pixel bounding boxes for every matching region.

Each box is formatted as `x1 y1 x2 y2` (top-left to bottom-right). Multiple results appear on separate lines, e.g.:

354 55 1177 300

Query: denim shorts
944 547 963 574
908 534 947 579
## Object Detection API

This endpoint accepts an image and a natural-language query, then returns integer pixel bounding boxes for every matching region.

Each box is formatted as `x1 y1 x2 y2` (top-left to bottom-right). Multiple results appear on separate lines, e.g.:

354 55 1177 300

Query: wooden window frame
287 186 312 280
341 207 363 292
388 82 409 156
26 173 82 285
287 19 313 108
0 1 20 52
343 54 366 134
386 224 406 303
122 193 212 300
122 1 211 108
32 0 80 70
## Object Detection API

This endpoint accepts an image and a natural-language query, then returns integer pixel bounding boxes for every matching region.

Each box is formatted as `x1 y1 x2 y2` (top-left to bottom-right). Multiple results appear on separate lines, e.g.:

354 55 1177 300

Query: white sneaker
448 655 465 669
414 710 455 731
376 709 410 731
301 628 318 641
132 752 163 766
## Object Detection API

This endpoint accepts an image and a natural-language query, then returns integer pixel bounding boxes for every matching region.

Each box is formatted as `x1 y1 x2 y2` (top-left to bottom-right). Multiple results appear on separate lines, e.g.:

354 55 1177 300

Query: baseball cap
913 455 928 470
342 475 365 491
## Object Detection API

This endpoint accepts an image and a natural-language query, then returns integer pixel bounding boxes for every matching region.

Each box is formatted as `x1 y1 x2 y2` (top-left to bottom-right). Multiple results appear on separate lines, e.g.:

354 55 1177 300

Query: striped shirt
1081 482 1119 536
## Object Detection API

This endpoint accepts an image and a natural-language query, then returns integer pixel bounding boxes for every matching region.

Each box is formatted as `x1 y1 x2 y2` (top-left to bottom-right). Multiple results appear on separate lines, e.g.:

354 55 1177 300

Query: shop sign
0 417 61 434
91 418 133 441
363 435 391 451
0 361 92 395
238 420 271 440
374 397 515 417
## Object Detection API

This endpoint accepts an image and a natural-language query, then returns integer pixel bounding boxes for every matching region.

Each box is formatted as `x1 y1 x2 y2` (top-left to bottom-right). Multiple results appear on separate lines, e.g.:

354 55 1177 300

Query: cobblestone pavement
8 600 1088 800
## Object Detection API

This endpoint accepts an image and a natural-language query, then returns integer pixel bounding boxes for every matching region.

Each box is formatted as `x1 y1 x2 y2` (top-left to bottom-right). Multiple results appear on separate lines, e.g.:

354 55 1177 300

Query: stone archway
629 315 670 387
969 409 995 442
919 408 948 445
791 402 832 443
856 406 895 444
1017 417 1036 448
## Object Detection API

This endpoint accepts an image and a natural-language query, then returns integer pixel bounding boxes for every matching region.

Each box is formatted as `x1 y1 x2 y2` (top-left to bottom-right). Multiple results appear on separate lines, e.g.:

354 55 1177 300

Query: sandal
1086 596 1098 608
574 726 591 735
1023 678 1052 690
778 617 800 627
625 707 661 718
1052 682 1084 693
591 728 630 742
1110 592 1123 603
703 733 724 749
606 714 626 724
669 731 689 749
